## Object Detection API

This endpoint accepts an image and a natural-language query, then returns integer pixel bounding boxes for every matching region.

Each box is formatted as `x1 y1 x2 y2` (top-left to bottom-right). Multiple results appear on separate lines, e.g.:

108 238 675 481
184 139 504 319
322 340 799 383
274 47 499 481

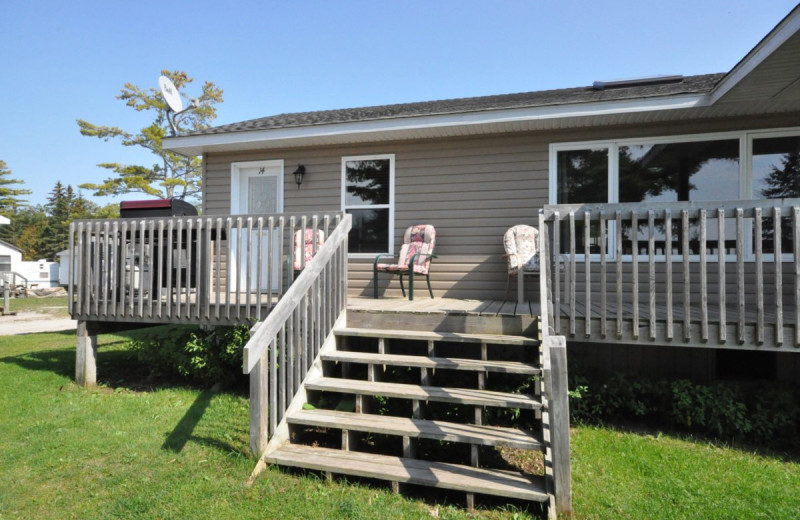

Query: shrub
127 325 250 387
568 370 800 449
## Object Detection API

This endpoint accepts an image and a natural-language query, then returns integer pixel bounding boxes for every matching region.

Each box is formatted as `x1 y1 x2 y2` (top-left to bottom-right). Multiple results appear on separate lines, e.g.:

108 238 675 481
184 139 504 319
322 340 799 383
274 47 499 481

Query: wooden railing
68 212 343 325
536 212 572 516
540 199 800 349
242 214 351 456
0 271 29 288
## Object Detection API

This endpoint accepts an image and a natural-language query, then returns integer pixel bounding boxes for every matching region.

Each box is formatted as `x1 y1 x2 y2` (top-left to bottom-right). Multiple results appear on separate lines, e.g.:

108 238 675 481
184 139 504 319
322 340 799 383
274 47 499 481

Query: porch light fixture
293 165 306 188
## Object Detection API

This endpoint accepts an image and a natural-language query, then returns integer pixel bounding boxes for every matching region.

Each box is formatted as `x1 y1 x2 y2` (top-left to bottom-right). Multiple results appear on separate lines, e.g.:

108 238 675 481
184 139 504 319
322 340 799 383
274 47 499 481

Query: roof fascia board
709 6 800 105
165 93 708 155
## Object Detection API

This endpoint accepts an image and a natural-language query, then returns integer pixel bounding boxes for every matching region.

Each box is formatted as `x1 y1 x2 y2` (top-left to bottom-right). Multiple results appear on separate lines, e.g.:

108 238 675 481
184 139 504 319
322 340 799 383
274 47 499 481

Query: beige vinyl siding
202 112 800 300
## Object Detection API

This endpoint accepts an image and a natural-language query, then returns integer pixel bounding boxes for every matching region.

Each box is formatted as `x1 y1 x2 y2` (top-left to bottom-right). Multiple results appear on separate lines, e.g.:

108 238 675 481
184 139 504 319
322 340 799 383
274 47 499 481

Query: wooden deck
347 296 541 337
348 296 541 317
552 299 800 350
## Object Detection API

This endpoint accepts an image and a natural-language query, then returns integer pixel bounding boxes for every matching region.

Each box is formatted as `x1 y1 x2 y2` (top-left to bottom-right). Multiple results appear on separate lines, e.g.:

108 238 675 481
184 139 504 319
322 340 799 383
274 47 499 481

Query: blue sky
1 0 797 207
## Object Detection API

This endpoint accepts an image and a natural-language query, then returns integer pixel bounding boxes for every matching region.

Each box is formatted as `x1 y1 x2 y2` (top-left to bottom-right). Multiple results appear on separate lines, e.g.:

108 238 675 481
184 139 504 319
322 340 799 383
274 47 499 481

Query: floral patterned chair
293 228 325 273
373 224 437 300
503 224 540 305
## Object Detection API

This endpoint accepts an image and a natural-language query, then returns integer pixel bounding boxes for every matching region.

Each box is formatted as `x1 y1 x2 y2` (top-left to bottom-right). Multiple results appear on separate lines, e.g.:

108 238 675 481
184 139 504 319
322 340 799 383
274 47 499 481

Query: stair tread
306 377 541 409
289 409 543 450
335 327 539 346
266 444 549 502
322 351 541 374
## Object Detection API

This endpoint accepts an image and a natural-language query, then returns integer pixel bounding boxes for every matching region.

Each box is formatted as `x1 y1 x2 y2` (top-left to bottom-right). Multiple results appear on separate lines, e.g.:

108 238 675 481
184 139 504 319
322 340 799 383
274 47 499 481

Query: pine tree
78 70 223 203
0 160 32 243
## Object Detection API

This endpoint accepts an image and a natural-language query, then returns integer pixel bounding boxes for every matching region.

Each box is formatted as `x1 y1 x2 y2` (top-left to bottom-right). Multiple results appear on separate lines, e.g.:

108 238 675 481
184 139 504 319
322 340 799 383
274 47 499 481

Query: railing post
250 350 269 457
2 281 9 315
546 335 572 515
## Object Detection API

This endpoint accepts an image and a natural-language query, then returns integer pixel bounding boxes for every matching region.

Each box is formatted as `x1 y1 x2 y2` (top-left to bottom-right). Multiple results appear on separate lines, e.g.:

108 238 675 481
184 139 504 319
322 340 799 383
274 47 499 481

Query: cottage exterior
67 7 800 516
166 8 800 304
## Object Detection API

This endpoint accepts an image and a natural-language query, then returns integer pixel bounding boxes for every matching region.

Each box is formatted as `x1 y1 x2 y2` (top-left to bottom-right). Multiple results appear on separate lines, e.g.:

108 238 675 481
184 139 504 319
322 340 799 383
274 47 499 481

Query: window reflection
345 160 390 205
753 136 800 254
556 148 608 253
347 209 389 254
619 140 739 255
556 148 608 204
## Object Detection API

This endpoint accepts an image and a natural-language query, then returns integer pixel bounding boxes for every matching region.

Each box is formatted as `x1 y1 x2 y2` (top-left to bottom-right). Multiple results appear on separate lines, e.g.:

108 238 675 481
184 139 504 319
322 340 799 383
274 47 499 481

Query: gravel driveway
0 312 77 336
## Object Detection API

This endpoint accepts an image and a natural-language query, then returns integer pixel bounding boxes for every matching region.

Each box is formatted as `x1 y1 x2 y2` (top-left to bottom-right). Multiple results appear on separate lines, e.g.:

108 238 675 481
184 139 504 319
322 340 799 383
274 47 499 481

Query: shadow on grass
162 388 250 457
162 389 214 453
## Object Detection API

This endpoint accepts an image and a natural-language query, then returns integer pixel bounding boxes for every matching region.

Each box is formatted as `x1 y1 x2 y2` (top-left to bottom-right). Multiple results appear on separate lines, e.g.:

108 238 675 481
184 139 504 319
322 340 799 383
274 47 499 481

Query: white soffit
165 93 708 155
0 215 9 225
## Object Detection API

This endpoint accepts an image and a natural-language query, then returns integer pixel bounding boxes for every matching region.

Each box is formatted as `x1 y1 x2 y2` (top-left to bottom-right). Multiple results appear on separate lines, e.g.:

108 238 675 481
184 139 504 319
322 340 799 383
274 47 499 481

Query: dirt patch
0 311 76 335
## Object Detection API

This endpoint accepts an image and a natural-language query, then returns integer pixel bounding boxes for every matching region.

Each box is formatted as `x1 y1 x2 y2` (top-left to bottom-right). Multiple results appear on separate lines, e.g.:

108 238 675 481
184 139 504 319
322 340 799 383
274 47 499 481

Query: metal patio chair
373 224 437 300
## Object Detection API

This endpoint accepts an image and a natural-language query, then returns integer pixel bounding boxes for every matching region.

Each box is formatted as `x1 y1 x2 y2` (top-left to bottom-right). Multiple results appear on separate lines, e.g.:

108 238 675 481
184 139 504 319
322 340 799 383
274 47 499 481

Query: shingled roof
184 73 724 137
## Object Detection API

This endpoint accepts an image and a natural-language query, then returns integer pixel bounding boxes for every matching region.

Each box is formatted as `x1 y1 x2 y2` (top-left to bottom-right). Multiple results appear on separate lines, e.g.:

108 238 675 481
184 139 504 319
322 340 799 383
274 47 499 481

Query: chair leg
399 274 406 298
373 266 379 299
504 273 512 301
426 275 433 299
408 269 414 301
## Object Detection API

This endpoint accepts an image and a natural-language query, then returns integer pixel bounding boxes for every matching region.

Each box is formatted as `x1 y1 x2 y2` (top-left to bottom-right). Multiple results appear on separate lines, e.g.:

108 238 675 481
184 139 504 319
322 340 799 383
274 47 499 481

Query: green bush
568 371 800 449
127 325 250 387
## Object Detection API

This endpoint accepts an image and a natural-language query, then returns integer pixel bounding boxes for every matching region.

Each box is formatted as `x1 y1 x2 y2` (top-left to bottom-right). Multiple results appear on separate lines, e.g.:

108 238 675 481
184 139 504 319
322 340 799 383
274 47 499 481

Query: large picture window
342 154 394 255
551 129 800 258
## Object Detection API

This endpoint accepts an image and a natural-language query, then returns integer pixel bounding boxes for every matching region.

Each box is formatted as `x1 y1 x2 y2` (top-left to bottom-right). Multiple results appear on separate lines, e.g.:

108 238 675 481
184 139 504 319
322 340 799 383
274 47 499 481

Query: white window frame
341 153 395 258
549 126 800 262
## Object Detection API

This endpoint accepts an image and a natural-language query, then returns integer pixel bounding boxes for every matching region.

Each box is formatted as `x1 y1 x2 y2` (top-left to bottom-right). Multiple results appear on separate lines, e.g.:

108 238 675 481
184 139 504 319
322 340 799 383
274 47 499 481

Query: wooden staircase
263 326 553 511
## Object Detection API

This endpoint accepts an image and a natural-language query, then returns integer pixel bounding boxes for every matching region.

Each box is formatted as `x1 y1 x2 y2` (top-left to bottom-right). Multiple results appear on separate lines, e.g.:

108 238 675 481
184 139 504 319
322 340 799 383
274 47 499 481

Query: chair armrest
374 254 395 267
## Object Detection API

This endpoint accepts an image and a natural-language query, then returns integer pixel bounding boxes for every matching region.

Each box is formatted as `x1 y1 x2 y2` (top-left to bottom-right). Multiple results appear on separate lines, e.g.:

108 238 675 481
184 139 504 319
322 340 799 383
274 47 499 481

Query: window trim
549 126 800 262
341 153 395 258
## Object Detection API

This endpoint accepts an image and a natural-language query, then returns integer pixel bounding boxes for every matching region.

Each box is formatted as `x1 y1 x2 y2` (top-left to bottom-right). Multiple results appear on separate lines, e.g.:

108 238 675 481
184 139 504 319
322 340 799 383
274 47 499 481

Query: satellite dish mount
159 75 198 136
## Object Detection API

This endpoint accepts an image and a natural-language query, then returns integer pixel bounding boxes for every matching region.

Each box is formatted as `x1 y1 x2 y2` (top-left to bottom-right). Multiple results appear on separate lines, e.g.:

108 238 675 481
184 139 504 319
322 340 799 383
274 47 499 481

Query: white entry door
231 160 284 292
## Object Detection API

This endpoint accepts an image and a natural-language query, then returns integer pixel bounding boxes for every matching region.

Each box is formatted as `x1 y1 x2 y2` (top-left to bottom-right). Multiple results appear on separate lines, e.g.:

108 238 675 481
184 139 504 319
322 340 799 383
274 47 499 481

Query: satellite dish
159 75 184 113
158 75 199 136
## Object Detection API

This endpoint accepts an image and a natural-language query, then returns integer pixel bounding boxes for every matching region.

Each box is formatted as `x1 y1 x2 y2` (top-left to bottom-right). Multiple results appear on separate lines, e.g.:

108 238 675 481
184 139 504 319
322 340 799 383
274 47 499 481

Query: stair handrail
242 213 351 456
538 210 572 516
0 271 29 287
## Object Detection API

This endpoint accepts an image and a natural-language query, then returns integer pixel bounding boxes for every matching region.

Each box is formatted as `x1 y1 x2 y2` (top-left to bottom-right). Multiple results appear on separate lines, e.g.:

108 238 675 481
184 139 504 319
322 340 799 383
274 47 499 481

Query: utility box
119 198 197 218
119 199 198 295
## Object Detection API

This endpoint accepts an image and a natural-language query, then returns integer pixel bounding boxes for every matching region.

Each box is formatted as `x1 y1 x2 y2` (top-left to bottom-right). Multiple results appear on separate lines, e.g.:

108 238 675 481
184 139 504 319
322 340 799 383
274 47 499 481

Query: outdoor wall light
293 165 306 188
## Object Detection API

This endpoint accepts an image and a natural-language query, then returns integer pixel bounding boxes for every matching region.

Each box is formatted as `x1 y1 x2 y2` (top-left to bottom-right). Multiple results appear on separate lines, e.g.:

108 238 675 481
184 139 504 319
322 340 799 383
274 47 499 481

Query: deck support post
250 351 269 458
76 320 99 387
548 336 572 515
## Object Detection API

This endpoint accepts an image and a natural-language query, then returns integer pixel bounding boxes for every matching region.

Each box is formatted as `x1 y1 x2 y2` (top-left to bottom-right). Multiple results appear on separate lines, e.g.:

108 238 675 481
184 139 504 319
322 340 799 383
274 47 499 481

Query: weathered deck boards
306 377 542 409
266 444 549 502
348 296 540 317
322 351 541 374
289 409 543 450
334 326 539 346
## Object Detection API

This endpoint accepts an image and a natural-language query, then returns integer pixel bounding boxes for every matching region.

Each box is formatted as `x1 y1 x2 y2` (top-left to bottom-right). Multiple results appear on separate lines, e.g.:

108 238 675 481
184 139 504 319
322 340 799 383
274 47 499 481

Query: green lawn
1 331 798 519
4 294 70 318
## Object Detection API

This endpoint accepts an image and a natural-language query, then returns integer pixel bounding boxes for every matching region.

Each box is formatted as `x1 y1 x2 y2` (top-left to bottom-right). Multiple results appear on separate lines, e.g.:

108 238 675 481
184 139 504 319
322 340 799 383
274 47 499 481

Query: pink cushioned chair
503 224 540 305
293 228 325 272
373 224 436 300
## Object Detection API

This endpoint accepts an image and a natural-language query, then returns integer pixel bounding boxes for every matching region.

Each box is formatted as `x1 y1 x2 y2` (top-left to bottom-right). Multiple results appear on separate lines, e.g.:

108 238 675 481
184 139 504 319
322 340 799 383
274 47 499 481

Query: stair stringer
261 310 349 459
